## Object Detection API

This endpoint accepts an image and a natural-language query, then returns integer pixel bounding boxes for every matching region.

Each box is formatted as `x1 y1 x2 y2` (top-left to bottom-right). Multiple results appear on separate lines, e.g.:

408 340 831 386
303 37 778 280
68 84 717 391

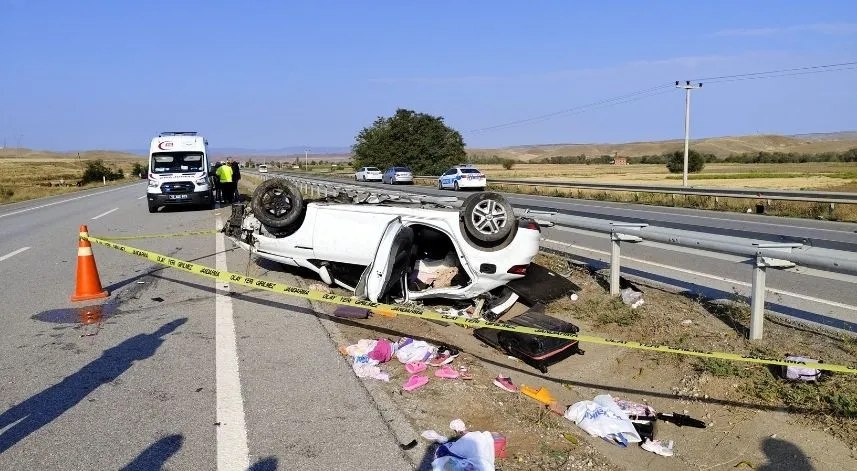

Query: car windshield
367 167 380 172
151 152 205 173
394 167 410 172
461 168 481 174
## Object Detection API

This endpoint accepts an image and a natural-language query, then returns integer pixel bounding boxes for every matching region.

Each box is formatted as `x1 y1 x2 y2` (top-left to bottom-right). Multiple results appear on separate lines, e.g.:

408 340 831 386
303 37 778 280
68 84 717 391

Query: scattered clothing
614 399 656 418
564 395 642 447
352 363 390 382
432 431 496 471
412 253 460 289
492 375 518 393
369 338 394 363
395 338 436 364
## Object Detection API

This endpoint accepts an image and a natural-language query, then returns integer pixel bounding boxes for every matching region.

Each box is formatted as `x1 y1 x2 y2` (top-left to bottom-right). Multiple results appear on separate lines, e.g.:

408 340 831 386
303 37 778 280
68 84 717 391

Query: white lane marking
91 208 119 220
137 195 147 200
541 238 857 311
215 217 249 471
0 247 30 262
0 184 142 220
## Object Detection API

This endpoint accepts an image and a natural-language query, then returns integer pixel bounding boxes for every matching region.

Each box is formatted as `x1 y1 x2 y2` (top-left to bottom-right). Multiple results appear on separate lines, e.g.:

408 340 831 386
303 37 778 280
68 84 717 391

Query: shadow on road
0 319 187 455
121 434 184 470
758 437 814 471
248 456 279 471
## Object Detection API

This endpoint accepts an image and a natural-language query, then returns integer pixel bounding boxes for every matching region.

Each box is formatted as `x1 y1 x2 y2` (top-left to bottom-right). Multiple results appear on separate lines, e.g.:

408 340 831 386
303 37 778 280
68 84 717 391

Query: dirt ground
271 251 857 471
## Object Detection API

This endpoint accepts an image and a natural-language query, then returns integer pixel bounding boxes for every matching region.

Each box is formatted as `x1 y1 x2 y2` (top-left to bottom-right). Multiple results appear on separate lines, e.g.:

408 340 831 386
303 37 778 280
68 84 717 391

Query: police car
437 165 487 191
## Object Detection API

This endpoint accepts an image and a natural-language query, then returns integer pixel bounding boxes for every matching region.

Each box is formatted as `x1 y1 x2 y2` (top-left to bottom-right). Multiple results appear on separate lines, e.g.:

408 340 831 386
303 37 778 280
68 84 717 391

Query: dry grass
0 153 145 205
468 134 857 161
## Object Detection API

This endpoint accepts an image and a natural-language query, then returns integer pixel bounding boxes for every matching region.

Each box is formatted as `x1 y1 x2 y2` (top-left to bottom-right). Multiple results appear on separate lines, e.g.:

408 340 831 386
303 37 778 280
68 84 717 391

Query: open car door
355 218 414 302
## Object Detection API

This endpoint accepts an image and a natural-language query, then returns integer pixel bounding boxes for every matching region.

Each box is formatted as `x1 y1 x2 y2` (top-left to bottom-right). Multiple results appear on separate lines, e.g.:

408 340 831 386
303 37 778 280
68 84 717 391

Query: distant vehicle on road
258 164 268 173
146 131 214 212
224 179 540 310
438 165 487 191
382 167 414 185
355 166 382 182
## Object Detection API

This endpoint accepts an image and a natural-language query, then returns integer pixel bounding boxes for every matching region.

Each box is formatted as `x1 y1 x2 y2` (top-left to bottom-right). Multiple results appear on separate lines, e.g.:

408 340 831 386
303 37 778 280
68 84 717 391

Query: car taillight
507 264 529 275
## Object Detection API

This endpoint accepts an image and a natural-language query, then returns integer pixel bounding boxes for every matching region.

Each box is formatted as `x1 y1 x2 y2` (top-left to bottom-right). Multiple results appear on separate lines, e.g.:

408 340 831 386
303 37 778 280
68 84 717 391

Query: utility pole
305 148 309 171
675 81 702 187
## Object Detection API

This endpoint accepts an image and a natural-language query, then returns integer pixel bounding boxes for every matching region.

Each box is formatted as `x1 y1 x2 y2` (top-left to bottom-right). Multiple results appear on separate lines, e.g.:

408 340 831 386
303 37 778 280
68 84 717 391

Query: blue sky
0 0 855 151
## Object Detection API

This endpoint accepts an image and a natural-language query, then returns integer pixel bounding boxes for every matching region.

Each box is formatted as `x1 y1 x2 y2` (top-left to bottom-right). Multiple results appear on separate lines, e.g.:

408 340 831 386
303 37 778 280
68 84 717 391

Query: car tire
148 202 157 213
453 181 460 191
251 178 304 229
461 192 514 244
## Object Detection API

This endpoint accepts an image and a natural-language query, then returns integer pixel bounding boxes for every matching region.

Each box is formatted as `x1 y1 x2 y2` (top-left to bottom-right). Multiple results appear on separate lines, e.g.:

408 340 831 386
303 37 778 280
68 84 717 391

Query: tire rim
471 199 508 235
260 188 293 217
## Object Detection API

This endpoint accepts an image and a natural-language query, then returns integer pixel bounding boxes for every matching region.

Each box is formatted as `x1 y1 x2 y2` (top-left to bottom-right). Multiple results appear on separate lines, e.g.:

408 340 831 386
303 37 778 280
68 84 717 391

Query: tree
352 108 466 175
666 150 705 174
501 159 516 170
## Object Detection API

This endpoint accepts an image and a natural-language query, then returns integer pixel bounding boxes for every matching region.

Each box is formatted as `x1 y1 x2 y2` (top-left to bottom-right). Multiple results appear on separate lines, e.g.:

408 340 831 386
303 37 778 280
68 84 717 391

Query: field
0 148 145 204
468 134 857 161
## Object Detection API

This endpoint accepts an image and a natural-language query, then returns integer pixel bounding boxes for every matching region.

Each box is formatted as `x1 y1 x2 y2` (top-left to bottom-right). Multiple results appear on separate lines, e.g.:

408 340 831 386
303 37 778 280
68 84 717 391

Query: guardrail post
608 224 645 296
610 235 621 295
749 254 767 340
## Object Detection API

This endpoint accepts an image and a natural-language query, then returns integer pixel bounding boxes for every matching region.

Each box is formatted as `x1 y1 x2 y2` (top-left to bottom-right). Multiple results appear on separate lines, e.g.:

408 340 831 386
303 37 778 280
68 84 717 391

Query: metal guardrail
250 171 857 340
406 176 857 205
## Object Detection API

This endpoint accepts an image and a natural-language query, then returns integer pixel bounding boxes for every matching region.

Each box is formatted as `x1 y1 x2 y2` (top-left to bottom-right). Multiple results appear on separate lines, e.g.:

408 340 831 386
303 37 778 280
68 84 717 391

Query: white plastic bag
782 355 822 382
564 395 642 447
432 431 495 471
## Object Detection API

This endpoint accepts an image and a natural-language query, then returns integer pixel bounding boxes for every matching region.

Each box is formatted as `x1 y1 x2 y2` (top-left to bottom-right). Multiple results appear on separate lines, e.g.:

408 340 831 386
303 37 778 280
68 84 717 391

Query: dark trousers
214 182 222 202
223 182 236 203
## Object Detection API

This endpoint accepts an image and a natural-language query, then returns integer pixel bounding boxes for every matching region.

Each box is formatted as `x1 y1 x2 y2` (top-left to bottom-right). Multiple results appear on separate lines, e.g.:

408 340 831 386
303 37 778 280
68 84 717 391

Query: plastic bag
432 431 495 471
781 355 822 382
564 395 642 447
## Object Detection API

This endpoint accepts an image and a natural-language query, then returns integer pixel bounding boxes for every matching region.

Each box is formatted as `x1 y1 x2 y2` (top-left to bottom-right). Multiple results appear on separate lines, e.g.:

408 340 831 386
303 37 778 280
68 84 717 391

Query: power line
691 60 857 82
466 83 674 134
466 59 857 135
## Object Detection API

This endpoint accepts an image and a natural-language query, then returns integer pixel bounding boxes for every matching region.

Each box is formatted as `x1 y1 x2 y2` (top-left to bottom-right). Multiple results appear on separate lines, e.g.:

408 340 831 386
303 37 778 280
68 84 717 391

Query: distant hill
467 132 857 161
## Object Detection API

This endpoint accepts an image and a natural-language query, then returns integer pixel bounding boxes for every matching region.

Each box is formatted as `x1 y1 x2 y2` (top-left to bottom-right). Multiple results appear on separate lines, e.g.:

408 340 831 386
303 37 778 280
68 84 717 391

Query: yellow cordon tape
83 234 857 375
99 230 219 241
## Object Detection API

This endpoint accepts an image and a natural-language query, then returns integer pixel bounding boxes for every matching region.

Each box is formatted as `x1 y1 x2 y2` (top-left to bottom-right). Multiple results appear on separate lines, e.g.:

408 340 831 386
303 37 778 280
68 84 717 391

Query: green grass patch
695 358 752 377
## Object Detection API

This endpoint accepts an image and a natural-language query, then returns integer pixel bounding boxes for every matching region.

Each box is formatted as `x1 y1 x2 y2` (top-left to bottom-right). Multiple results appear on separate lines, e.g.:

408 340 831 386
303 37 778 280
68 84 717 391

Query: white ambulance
146 132 214 212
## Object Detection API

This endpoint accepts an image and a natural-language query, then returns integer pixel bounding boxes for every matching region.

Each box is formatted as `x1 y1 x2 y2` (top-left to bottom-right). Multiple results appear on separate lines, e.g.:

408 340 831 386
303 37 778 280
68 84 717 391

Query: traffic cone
70 225 109 302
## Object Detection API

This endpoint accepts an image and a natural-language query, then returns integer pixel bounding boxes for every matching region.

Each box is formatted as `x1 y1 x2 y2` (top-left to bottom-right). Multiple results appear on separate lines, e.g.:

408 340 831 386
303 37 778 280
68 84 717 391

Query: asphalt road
0 183 414 469
283 174 857 331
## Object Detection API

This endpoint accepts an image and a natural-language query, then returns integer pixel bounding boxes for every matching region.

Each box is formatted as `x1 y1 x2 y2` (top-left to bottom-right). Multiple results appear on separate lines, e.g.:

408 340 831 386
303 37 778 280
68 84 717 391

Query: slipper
458 366 473 380
406 361 427 374
403 374 429 392
434 365 460 379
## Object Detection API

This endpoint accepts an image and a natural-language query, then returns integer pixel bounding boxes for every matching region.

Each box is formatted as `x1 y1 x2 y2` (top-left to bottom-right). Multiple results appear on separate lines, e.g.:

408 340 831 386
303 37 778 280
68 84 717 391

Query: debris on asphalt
332 305 370 319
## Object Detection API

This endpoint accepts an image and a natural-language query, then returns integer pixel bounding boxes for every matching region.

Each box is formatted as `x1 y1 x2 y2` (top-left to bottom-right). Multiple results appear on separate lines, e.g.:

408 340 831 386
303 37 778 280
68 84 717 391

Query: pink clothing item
369 338 393 363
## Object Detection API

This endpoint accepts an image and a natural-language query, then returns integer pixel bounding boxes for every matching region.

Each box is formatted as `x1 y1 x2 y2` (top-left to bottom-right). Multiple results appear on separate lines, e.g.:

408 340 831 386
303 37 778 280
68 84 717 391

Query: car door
355 217 413 302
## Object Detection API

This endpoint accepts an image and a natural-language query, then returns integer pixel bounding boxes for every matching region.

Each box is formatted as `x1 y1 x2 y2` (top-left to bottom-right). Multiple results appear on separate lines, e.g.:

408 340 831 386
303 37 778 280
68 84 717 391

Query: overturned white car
224 179 542 313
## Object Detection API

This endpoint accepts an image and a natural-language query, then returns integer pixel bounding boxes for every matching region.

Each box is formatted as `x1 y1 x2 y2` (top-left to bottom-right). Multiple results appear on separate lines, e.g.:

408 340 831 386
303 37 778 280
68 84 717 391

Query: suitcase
474 304 583 373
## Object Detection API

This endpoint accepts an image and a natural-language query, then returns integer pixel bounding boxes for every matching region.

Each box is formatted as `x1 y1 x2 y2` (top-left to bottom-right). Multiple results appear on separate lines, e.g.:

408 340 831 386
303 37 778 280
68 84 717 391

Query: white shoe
641 439 674 457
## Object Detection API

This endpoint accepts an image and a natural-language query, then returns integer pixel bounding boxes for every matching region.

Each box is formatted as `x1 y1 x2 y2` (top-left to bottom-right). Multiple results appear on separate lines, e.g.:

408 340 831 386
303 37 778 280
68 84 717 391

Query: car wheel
461 192 514 244
453 181 460 191
438 180 443 190
251 178 304 229
148 202 157 213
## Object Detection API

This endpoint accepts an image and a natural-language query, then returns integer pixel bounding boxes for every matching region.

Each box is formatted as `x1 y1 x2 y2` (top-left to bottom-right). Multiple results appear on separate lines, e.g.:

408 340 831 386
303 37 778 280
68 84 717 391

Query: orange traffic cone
70 225 109 302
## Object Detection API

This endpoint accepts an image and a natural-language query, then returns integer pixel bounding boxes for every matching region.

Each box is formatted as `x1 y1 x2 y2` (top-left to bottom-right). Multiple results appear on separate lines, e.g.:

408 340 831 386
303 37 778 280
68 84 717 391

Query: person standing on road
215 160 234 204
211 161 223 203
229 158 241 202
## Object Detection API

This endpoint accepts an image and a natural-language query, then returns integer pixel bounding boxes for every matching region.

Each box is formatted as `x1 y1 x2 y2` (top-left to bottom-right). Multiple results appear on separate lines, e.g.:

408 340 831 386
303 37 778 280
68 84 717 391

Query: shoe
403 374 429 392
493 375 518 393
435 365 460 379
641 439 674 457
429 347 459 367
406 362 427 374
